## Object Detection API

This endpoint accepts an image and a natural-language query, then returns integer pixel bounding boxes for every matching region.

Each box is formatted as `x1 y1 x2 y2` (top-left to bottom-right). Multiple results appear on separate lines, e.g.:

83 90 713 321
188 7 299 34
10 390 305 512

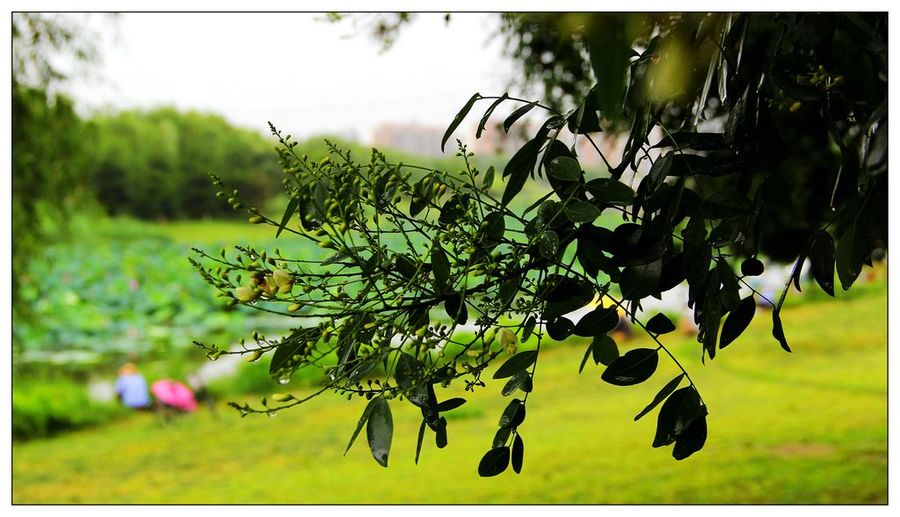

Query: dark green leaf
493 350 538 379
414 419 426 465
502 371 532 396
444 293 468 325
503 101 538 133
585 178 636 205
395 254 417 279
672 413 707 460
442 93 481 152
634 374 684 421
810 231 835 296
653 387 705 448
482 165 496 190
720 296 756 349
502 138 542 206
646 313 675 335
619 258 663 300
646 151 674 193
538 230 559 259
540 275 595 319
772 307 791 352
740 257 764 276
366 396 393 467
431 245 451 292
564 200 603 223
499 398 526 428
477 93 508 139
498 276 521 306
269 327 321 375
435 417 448 449
592 334 619 366
478 446 510 477
521 316 536 342
493 427 511 448
578 344 593 374
574 307 619 337
276 196 299 238
547 156 583 182
601 348 658 386
436 398 467 412
345 397 376 455
546 317 575 341
836 224 865 291
511 434 524 474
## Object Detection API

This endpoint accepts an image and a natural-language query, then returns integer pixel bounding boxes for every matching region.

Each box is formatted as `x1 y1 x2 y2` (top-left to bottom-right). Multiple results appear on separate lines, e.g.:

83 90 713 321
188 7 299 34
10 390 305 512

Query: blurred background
11 12 886 504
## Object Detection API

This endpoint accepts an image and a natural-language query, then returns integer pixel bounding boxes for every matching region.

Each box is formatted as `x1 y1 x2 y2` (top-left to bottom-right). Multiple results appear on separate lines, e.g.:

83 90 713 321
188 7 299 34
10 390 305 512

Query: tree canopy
191 12 885 476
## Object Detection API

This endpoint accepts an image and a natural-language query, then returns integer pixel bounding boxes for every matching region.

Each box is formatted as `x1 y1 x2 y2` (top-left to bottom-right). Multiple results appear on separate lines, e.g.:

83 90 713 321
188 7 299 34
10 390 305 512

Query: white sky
62 13 514 142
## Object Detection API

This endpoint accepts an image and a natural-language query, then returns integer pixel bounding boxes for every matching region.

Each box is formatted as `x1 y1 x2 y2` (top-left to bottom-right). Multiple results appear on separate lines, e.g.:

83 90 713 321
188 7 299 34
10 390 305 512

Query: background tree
12 14 99 333
194 12 886 476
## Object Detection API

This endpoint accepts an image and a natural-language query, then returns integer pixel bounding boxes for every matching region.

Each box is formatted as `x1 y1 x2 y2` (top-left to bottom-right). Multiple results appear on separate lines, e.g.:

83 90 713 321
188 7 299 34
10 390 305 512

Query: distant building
371 123 445 157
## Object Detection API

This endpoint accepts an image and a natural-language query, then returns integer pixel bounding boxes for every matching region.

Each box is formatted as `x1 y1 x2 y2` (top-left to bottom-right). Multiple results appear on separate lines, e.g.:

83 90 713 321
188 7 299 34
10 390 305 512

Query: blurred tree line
87 109 280 219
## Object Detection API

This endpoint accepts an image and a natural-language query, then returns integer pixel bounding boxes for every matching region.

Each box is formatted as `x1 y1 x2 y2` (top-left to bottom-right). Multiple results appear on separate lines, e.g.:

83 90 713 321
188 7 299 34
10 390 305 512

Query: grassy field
12 285 887 504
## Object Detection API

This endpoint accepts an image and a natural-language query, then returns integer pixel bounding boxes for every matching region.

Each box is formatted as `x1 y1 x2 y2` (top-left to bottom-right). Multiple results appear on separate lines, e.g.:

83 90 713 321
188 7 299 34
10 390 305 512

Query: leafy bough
192 82 882 476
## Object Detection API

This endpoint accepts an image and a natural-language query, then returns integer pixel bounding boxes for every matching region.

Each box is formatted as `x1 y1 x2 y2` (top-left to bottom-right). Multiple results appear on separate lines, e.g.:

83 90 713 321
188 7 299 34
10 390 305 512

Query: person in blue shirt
115 362 151 410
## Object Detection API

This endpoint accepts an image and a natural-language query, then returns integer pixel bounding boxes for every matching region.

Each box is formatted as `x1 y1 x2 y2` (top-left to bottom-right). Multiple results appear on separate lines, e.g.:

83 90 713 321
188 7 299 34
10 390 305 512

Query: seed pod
249 216 265 224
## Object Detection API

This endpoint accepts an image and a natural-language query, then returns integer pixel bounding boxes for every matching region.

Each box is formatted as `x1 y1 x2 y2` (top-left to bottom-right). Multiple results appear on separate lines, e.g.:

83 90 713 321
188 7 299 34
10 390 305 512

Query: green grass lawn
12 286 886 504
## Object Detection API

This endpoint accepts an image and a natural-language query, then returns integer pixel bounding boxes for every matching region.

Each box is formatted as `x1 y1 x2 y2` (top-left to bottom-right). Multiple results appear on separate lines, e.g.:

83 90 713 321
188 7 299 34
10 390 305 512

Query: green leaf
275 196 299 238
436 398 467 412
585 178 636 205
564 200 603 223
442 93 481 152
477 93 509 139
493 350 538 379
573 307 619 337
366 396 393 467
645 313 676 335
414 419 426 465
511 434 524 474
504 101 538 133
345 397 376 455
592 334 619 366
498 398 526 428
652 387 705 448
601 348 658 386
269 327 321 375
547 156 583 182
478 446 510 477
634 374 684 421
720 296 756 349
431 245 451 293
